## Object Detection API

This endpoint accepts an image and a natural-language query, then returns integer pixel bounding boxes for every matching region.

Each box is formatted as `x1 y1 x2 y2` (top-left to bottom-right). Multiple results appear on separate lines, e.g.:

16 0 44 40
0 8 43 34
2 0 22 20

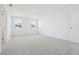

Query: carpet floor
1 34 79 55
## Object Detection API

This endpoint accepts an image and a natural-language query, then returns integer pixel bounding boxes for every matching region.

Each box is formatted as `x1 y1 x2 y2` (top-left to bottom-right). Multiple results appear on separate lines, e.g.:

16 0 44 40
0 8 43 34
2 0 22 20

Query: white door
70 9 79 43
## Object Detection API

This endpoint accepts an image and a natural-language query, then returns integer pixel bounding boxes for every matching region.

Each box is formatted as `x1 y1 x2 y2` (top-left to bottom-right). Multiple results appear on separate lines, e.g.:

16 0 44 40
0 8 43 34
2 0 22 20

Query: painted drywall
4 5 39 37
0 5 7 52
3 4 79 43
2 4 70 40
6 13 11 41
4 5 31 40
39 9 70 40
0 9 2 52
3 4 70 41
39 5 79 42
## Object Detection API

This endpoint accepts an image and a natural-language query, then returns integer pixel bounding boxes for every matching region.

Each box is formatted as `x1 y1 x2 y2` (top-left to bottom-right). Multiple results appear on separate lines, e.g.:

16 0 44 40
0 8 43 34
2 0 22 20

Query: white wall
4 5 32 40
4 4 79 43
39 5 79 42
0 5 7 52
4 4 71 41
39 9 70 40
0 8 2 52
6 13 11 41
4 5 39 38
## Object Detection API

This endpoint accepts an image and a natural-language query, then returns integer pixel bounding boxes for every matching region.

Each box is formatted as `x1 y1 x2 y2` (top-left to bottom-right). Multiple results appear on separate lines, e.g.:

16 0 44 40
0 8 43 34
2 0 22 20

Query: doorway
11 16 39 36
70 9 79 43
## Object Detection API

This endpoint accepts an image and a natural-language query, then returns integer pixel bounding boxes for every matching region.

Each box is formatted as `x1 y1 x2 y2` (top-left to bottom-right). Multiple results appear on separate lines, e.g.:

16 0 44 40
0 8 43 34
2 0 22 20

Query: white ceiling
4 4 72 19
9 4 71 13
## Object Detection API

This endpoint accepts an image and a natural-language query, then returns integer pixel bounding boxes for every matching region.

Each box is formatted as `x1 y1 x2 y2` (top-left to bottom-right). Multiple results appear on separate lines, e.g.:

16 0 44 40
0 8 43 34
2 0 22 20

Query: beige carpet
1 34 79 55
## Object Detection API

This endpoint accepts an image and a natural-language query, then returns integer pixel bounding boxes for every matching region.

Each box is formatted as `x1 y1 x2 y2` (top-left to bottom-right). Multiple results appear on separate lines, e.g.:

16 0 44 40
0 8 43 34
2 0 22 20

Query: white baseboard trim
39 32 64 40
39 32 79 44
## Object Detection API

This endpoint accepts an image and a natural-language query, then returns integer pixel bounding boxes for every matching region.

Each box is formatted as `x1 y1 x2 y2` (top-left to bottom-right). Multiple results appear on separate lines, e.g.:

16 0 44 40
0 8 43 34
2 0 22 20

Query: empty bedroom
0 4 79 55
